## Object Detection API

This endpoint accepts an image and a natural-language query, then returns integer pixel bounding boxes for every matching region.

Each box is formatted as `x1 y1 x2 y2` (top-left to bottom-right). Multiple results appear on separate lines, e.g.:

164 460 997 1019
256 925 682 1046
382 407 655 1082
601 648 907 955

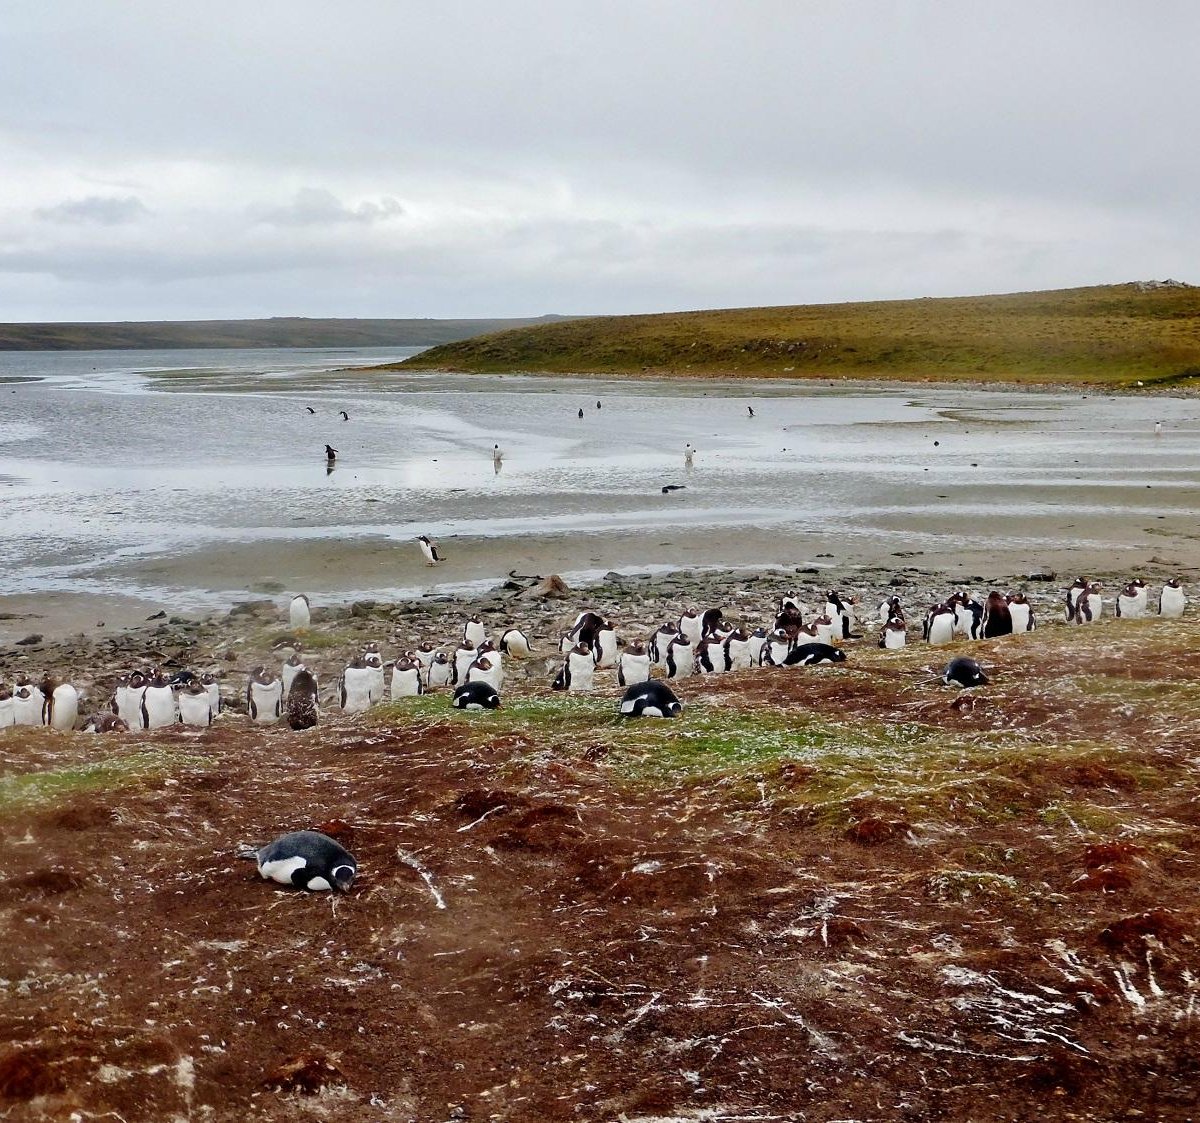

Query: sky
1 1 1197 322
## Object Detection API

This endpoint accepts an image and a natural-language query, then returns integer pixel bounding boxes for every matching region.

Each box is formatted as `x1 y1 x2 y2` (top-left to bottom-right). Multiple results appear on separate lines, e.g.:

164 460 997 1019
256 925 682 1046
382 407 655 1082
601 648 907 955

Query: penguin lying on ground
942 657 990 688
619 680 683 718
452 681 501 710
783 642 847 666
241 830 356 892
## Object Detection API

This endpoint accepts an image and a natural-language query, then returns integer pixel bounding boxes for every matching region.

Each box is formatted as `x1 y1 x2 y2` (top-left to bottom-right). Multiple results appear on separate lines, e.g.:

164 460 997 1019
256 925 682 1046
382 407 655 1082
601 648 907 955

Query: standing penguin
722 627 756 671
949 591 983 639
0 686 13 729
592 621 619 668
1064 576 1090 622
12 679 44 726
141 671 178 729
246 666 283 724
617 640 652 687
648 622 678 667
200 671 222 714
812 615 839 646
878 596 904 623
289 594 311 629
178 679 216 727
361 643 386 704
499 628 532 657
980 591 1013 639
43 681 80 730
114 670 148 728
325 444 338 464
1159 578 1187 618
285 669 320 730
466 655 503 692
389 657 424 699
413 641 440 674
923 603 956 645
1116 580 1149 619
761 628 793 667
339 656 375 713
879 617 907 650
695 636 726 674
553 642 595 692
281 651 307 696
665 633 696 679
677 608 704 647
416 535 443 566
243 830 356 892
1073 582 1103 624
426 650 453 689
1006 593 1036 633
452 641 480 685
463 615 488 648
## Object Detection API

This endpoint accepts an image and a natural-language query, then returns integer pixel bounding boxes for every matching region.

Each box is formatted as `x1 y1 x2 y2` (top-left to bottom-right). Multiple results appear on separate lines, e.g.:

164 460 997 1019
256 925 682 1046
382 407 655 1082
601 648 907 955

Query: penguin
664 633 695 679
0 685 13 730
878 596 904 623
879 617 907 650
325 444 338 464
457 615 484 648
578 408 584 419
452 681 501 710
695 636 726 674
281 651 307 696
824 591 856 639
684 443 694 466
285 669 320 730
617 641 652 687
417 535 443 566
761 628 793 667
812 615 839 646
81 713 129 734
1006 592 1036 633
980 591 1013 639
141 671 178 729
492 443 503 465
289 594 311 629
426 650 453 689
778 592 808 617
949 592 983 639
942 657 990 688
592 621 619 668
1155 420 1162 436
774 600 805 641
748 406 755 418
466 655 503 692
1116 579 1148 619
244 830 356 892
722 627 756 671
1159 578 1187 618
389 657 424 699
340 410 349 421
339 657 375 713
499 628 532 657
42 680 79 730
12 679 44 726
1073 582 1103 624
595 400 601 410
747 627 769 666
677 608 704 647
1064 576 1090 622
305 406 316 414
619 680 683 718
553 642 595 692
361 644 386 703
783 643 847 667
178 679 215 727
923 603 956 645
569 611 605 648
114 670 147 727
246 666 283 724
452 641 480 685
413 641 440 672
701 607 726 638
648 622 678 666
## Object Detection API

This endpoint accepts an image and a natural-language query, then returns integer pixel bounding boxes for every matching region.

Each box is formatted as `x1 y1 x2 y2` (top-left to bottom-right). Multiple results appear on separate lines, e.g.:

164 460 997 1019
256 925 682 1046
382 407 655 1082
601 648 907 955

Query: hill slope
0 315 570 352
396 282 1200 387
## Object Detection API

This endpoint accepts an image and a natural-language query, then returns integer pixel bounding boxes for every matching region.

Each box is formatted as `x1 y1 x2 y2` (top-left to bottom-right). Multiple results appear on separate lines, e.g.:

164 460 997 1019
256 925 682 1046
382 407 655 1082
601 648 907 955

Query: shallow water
1 346 1198 609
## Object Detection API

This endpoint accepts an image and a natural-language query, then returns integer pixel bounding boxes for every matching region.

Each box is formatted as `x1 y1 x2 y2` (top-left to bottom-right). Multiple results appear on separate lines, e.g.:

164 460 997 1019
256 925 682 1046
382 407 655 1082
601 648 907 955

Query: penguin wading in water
417 535 442 566
242 830 356 892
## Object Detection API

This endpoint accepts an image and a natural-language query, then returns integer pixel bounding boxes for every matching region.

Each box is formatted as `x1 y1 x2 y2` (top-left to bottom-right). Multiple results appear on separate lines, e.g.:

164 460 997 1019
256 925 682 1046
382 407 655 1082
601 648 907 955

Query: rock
228 600 273 618
520 574 571 600
888 576 906 587
14 634 43 646
350 600 378 618
1027 568 1056 582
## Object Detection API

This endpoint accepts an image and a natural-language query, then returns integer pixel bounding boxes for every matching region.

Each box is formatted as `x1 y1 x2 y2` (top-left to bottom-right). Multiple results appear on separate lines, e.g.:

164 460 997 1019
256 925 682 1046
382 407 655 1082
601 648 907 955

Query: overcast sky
1 2 1196 321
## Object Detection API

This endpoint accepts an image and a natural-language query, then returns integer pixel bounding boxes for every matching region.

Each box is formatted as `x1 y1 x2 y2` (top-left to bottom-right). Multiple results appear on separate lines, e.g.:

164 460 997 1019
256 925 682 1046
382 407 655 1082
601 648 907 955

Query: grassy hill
394 282 1200 388
0 315 570 352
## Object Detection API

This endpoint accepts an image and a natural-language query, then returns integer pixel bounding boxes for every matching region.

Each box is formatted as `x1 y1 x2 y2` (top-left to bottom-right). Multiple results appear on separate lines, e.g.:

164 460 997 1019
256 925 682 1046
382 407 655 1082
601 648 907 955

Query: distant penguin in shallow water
783 642 846 666
619 680 682 718
452 681 501 710
285 670 320 730
617 641 652 686
306 406 316 414
325 444 338 464
417 534 442 566
340 410 349 421
243 830 356 892
578 408 584 419
246 666 283 724
289 594 311 629
1159 578 1186 618
942 657 990 688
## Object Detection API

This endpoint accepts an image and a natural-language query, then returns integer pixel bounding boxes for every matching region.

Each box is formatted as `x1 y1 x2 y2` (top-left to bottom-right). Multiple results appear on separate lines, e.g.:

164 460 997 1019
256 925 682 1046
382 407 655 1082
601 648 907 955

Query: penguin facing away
289 594 311 629
324 444 338 463
244 830 356 892
943 657 990 688
285 669 320 730
980 591 1013 639
463 615 488 648
924 604 956 645
44 682 80 730
619 680 683 718
499 628 532 657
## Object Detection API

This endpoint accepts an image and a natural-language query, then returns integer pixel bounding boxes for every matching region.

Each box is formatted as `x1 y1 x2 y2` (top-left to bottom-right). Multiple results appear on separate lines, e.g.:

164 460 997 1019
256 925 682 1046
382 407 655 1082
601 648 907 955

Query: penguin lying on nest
240 830 357 892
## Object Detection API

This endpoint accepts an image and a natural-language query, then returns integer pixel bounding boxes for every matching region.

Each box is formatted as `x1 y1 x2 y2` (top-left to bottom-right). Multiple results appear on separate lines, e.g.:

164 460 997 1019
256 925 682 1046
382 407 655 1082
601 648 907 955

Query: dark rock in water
604 571 626 583
146 611 166 620
350 600 377 618
14 634 43 646
169 616 189 625
661 484 686 493
795 566 821 575
1027 568 1056 582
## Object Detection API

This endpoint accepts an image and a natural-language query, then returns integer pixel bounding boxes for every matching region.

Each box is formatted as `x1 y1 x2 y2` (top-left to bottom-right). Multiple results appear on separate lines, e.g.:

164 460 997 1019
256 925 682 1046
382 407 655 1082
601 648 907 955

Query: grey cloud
250 188 404 227
34 195 149 225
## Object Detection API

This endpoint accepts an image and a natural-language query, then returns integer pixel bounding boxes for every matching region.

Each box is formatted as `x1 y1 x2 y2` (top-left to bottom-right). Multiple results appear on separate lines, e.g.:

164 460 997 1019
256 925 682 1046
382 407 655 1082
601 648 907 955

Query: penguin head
0 685 11 702
473 656 493 672
148 669 171 689
626 640 647 656
183 680 207 696
330 863 356 892
572 642 591 657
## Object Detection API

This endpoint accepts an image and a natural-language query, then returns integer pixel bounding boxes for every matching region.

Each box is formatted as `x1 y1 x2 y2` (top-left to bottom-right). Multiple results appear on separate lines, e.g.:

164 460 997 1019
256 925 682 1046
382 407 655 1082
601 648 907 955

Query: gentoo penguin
305 406 316 414
774 601 804 641
761 628 793 667
949 592 983 639
499 628 532 657
452 641 479 685
426 650 453 689
285 669 320 730
748 405 755 417
141 671 178 729
325 444 338 464
684 443 694 466
361 644 386 703
879 617 907 650
617 640 652 686
340 410 349 421
553 642 595 692
677 608 704 647
466 655 503 692
1064 576 1090 622
619 680 683 718
1006 592 1036 632
81 713 129 734
12 676 45 726
463 615 488 648
783 642 847 667
747 627 769 667
114 670 147 727
569 610 605 648
701 607 726 638
417 535 442 566
0 686 13 729
980 591 1013 639
246 666 283 724
923 603 956 645
942 657 990 688
178 679 215 727
413 641 440 673
695 636 726 674
1073 582 1103 624
492 443 503 465
649 622 678 666
722 627 756 671
812 615 840 646
389 657 424 699
289 593 311 629
1116 579 1149 619
42 680 79 730
592 621 619 668
339 657 375 713
665 633 696 679
1159 578 1187 618
452 681 501 710
578 407 584 419
824 591 856 639
878 596 904 623
244 830 356 892
778 592 808 617
281 651 307 696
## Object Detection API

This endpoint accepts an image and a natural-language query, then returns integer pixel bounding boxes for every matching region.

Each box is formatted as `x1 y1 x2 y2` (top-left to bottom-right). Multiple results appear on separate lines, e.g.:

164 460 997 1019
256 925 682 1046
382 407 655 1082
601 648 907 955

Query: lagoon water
1 346 1198 614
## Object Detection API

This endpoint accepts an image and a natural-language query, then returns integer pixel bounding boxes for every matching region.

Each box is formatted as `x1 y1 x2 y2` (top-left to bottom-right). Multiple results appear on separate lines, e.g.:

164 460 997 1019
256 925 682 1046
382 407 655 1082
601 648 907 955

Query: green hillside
393 282 1200 388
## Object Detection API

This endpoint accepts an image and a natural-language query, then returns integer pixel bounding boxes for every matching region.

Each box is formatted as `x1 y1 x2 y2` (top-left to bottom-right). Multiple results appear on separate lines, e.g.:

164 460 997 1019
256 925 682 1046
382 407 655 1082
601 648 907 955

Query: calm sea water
1 347 1197 606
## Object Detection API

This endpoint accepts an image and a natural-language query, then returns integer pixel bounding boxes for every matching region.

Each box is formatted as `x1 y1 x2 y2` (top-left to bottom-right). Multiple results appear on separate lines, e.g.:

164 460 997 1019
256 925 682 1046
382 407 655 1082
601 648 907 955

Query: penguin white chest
390 667 423 699
248 680 283 723
141 686 178 729
178 692 214 727
566 651 595 691
340 668 374 713
618 652 651 686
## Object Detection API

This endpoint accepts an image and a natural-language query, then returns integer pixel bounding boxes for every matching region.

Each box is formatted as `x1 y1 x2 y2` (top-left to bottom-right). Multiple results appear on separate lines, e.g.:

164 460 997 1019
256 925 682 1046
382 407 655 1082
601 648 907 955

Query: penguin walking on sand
246 666 283 724
553 641 596 692
141 671 178 729
1006 593 1036 632
619 680 682 718
178 679 215 727
289 594 311 629
389 657 424 699
339 657 375 714
1159 578 1187 618
285 670 320 730
942 657 990 688
242 830 356 893
452 681 501 710
665 633 696 679
784 643 847 667
417 535 443 566
617 641 652 687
